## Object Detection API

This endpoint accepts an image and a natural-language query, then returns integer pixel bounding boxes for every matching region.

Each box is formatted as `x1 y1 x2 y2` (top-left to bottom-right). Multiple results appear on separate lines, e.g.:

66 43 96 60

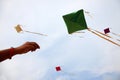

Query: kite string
111 32 120 37
88 28 120 47
90 28 112 38
90 28 120 42
111 32 120 42
24 30 47 36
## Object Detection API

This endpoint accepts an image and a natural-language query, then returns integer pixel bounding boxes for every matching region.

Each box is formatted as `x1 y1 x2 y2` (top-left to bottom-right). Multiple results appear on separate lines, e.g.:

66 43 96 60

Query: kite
63 9 120 47
104 28 110 34
15 24 47 36
55 66 62 72
55 66 76 76
63 9 88 34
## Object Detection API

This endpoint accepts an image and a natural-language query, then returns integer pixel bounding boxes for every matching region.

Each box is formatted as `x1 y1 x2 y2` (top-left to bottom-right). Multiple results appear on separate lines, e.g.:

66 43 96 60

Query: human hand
15 42 40 54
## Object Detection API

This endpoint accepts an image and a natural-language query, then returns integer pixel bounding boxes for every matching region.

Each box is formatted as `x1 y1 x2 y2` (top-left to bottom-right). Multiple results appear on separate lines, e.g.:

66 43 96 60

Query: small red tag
55 66 61 71
104 28 110 34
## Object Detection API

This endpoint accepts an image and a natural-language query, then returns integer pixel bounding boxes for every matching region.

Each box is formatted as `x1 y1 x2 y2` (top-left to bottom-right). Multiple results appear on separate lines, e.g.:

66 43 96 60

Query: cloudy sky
0 0 120 80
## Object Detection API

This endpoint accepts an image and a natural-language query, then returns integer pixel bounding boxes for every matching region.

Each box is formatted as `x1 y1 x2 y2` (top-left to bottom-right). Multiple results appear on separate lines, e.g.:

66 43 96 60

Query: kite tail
111 32 120 37
87 28 120 47
24 30 47 36
84 11 93 18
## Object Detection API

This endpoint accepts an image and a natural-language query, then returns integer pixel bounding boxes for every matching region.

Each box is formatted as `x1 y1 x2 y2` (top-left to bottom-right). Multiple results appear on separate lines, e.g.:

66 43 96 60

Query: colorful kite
63 9 120 47
15 24 47 36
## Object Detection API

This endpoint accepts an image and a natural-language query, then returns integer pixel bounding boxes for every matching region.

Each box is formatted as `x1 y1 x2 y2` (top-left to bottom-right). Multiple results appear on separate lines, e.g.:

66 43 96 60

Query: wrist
9 47 15 59
14 47 20 55
14 47 24 54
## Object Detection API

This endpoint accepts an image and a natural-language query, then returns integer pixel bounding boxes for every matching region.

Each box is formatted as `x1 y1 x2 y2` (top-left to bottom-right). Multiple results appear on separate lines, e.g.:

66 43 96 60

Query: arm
0 42 40 62
0 48 15 62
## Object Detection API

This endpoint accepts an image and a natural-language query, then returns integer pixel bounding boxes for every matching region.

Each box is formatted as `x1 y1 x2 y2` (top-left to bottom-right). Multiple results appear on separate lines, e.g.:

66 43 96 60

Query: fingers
27 45 37 52
31 42 40 49
26 42 40 49
15 42 40 54
25 42 40 52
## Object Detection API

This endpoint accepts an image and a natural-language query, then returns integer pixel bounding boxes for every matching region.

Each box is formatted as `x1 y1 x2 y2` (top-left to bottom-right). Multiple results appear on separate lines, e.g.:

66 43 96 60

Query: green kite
63 9 88 34
62 9 120 47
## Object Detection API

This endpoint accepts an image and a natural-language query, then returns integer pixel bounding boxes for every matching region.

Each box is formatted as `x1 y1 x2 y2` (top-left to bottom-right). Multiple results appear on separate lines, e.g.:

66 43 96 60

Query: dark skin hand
15 42 40 54
0 42 40 62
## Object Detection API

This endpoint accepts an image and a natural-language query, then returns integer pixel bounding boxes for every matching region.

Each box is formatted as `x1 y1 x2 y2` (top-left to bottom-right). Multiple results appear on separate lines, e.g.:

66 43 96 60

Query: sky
0 0 120 80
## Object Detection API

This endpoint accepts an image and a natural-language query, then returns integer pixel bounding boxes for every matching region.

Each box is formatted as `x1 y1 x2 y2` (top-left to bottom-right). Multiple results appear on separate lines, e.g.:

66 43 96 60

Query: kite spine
24 30 47 36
